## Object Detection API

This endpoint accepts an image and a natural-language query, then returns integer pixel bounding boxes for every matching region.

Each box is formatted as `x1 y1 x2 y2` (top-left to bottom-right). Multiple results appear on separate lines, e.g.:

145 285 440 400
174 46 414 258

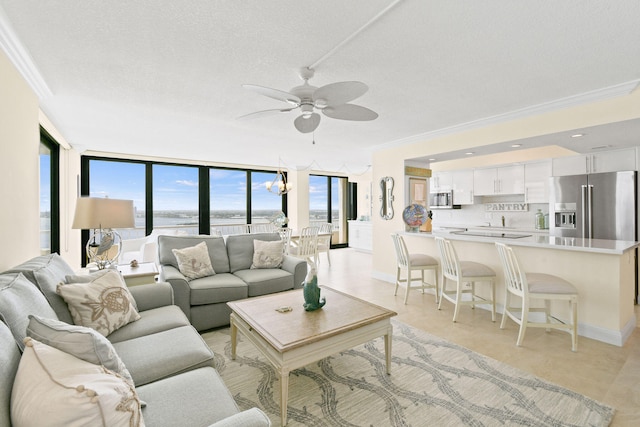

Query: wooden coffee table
227 287 396 426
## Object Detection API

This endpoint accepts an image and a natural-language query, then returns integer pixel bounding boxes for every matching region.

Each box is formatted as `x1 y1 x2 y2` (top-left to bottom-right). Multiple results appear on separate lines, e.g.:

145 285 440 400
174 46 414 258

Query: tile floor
315 248 640 426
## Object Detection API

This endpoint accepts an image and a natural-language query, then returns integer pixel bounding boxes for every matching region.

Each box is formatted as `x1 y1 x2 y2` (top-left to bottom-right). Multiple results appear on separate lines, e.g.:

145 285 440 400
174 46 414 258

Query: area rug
202 320 614 426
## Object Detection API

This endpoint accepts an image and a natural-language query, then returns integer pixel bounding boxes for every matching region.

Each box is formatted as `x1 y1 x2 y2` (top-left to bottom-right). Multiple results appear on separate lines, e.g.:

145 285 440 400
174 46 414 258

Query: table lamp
72 197 135 269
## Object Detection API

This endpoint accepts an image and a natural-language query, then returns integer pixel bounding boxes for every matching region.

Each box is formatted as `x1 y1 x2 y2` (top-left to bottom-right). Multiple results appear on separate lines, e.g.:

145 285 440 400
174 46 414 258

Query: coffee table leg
280 368 290 426
384 327 392 375
230 316 237 361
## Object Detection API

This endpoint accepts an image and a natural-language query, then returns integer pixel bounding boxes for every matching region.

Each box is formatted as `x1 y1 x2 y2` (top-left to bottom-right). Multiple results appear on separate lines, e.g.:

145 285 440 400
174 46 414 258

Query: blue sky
88 160 286 211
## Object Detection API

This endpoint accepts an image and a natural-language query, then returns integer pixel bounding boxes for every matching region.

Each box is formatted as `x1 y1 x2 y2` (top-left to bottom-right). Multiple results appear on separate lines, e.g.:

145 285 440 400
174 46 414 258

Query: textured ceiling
1 0 639 172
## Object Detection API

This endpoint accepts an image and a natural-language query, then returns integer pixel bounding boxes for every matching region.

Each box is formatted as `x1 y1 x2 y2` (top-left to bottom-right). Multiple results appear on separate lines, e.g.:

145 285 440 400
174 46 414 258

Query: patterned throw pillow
251 239 284 269
56 270 141 337
12 337 144 427
172 241 215 280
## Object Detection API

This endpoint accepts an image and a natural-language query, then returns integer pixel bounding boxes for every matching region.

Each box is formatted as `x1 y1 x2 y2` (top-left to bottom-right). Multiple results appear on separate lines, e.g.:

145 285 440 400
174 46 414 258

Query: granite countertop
403 229 640 255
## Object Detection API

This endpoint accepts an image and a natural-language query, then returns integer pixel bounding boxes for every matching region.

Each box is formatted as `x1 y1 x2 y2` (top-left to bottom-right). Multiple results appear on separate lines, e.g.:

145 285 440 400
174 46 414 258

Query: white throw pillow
56 270 141 337
26 314 133 384
65 269 138 311
172 241 215 280
251 239 284 269
11 337 144 427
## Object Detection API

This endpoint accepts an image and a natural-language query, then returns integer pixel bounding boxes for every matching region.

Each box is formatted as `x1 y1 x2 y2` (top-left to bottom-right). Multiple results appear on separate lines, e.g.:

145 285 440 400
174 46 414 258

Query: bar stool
435 236 496 322
391 233 439 305
495 242 579 351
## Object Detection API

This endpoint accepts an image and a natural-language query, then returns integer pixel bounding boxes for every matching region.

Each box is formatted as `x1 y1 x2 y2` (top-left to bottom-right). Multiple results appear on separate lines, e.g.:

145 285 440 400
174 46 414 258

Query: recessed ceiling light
571 133 585 138
511 144 522 148
428 158 436 161
465 152 474 155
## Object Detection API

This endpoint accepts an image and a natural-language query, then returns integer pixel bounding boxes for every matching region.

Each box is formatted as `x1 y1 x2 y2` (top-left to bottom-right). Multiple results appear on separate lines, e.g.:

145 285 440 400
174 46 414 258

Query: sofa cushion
0 321 20 427
57 269 141 337
26 314 133 383
106 305 191 343
234 268 295 297
0 273 58 350
159 235 230 274
4 253 75 324
251 239 284 269
189 273 248 306
112 325 214 386
137 367 238 427
227 233 280 273
172 241 216 280
12 337 144 427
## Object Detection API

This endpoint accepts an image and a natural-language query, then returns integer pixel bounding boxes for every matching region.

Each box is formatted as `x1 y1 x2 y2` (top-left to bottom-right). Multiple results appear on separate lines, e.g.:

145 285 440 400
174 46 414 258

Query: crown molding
0 6 52 99
374 79 640 152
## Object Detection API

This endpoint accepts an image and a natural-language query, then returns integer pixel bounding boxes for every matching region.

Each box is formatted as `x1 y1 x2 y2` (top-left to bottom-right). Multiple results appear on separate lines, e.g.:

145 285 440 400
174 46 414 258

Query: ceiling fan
240 67 378 134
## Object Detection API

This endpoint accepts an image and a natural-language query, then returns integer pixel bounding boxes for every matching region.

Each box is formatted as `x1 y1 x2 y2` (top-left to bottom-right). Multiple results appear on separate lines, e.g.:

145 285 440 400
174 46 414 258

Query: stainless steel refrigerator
549 171 637 241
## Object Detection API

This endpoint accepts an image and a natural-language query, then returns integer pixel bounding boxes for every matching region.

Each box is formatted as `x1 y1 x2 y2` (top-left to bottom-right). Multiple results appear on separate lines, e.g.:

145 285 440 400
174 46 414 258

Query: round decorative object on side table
402 204 427 232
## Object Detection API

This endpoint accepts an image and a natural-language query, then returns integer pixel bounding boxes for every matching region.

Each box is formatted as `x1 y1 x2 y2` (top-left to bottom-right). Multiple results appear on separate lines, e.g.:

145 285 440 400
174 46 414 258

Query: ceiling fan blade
237 107 296 120
313 81 368 107
294 113 321 133
323 104 378 121
242 84 301 105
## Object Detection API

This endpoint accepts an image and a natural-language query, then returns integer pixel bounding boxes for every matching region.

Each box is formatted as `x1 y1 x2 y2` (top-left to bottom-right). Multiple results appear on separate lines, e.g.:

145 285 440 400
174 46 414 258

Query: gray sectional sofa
0 253 270 426
158 232 308 332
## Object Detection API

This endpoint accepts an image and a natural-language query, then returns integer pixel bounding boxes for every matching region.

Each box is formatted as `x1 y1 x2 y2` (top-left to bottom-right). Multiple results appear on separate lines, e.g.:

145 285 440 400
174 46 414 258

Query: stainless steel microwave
429 191 460 209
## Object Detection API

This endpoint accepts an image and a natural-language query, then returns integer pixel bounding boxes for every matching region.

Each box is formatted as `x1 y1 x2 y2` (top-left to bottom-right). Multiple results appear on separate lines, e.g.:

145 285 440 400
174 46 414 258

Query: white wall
0 49 41 270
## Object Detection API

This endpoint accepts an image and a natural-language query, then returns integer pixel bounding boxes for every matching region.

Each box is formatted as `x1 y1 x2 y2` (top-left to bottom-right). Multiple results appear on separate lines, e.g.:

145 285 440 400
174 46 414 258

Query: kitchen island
401 230 639 346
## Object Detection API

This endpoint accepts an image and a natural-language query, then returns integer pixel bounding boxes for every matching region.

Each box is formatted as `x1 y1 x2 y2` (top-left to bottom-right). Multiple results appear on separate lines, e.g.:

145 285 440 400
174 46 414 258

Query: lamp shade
72 197 135 229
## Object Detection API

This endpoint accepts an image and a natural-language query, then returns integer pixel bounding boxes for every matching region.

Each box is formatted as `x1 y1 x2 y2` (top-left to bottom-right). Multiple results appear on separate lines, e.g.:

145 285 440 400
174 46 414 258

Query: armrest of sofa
207 408 271 427
158 265 192 320
127 282 174 312
281 255 307 289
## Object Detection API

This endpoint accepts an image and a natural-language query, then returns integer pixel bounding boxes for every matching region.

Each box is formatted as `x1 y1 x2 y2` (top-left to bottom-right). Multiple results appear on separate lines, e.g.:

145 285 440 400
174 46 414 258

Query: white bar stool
391 233 439 305
435 236 496 322
495 242 579 351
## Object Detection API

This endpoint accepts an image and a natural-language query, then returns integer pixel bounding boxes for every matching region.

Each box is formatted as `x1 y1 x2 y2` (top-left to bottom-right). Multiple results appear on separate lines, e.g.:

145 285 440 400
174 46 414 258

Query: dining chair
435 236 496 322
495 242 579 351
277 227 293 255
288 227 319 268
316 223 333 266
391 233 439 305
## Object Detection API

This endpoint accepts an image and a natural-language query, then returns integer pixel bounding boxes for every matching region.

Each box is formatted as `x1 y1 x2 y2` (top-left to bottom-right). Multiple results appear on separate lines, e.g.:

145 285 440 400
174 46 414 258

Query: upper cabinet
524 160 551 203
451 169 474 205
429 171 452 192
473 165 524 196
552 148 637 176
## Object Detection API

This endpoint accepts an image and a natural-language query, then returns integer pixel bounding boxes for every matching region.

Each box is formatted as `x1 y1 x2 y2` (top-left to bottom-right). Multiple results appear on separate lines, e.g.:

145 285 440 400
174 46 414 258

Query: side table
116 262 158 287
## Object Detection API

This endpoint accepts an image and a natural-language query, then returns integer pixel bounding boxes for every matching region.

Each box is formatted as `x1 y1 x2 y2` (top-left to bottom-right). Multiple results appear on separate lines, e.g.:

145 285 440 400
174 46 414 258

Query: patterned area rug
202 320 614 426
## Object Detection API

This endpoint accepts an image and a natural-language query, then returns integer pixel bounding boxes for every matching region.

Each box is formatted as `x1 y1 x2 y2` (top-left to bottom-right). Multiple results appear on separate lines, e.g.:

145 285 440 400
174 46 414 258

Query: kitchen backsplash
430 199 549 230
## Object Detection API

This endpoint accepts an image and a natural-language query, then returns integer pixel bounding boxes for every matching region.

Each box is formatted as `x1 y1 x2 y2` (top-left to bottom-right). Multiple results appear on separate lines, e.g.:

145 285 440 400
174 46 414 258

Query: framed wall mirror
379 176 394 220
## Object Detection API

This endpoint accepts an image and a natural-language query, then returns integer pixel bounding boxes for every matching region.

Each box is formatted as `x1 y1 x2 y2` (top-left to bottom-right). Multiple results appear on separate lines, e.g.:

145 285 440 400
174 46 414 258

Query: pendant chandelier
265 168 292 196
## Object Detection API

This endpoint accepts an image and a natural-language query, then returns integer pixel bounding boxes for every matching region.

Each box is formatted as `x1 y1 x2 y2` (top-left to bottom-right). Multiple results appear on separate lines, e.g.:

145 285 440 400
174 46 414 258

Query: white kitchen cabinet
473 165 524 195
552 148 636 176
451 169 474 205
429 171 452 193
348 221 372 252
524 160 551 204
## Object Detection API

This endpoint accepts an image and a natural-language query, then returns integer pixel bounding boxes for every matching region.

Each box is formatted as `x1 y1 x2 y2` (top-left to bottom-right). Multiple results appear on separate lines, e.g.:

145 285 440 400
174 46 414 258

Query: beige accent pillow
12 337 144 427
251 239 284 269
172 241 215 280
56 269 141 337
65 269 138 311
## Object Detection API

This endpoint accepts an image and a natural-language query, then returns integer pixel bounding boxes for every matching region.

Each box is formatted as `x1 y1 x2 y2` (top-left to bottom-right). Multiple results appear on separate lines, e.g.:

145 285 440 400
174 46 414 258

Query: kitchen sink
451 230 531 239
